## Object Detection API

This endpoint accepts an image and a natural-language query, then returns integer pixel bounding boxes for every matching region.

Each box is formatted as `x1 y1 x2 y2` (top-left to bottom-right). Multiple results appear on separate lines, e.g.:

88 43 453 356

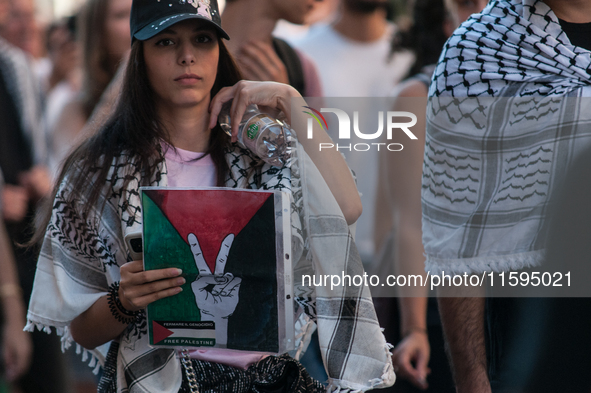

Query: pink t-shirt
163 143 269 370
163 144 216 188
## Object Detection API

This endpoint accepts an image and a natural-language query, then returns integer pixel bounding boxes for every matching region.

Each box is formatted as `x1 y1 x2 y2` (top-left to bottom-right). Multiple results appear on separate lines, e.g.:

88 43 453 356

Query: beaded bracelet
107 282 140 325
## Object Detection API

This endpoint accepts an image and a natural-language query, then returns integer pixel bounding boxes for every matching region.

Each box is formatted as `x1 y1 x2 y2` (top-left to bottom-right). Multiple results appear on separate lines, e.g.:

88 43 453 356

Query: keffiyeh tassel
24 318 105 375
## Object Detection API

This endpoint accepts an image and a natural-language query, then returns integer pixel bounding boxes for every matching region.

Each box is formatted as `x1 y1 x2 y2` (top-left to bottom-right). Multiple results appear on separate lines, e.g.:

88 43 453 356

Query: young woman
26 1 393 392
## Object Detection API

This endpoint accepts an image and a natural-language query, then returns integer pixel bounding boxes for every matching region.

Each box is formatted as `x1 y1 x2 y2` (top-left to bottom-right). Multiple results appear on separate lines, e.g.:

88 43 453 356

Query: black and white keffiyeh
422 0 591 274
26 142 394 392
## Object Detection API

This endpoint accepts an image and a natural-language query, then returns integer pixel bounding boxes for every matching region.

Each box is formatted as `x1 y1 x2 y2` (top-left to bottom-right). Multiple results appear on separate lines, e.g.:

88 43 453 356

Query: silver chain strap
180 348 200 393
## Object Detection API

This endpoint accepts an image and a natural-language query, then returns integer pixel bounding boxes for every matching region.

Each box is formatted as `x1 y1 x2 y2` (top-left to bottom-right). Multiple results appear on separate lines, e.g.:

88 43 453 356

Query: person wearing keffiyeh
24 0 395 392
422 0 591 392
1 2 68 392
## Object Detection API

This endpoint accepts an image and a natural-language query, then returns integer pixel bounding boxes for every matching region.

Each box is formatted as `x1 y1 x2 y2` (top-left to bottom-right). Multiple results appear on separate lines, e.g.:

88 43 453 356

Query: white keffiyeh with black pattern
422 0 591 274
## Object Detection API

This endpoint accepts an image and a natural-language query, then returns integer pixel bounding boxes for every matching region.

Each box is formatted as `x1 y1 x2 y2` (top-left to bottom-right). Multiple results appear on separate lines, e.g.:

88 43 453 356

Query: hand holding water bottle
209 80 363 225
209 81 295 166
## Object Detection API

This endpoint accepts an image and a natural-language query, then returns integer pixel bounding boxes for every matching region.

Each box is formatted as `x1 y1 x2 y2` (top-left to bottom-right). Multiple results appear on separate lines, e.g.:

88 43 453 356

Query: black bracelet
107 282 140 325
112 282 138 317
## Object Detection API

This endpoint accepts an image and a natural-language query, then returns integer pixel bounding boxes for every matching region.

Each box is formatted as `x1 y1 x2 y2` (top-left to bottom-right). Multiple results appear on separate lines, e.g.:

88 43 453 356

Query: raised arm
209 80 362 224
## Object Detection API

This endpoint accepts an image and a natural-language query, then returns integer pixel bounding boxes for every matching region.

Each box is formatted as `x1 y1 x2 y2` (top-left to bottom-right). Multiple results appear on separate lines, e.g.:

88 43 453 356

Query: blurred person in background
49 0 132 173
296 0 414 97
373 0 487 391
0 0 51 86
0 169 32 393
0 0 67 392
44 16 81 94
0 0 43 58
294 0 414 271
272 0 340 44
221 0 323 97
43 15 83 175
0 0 48 165
295 5 414 383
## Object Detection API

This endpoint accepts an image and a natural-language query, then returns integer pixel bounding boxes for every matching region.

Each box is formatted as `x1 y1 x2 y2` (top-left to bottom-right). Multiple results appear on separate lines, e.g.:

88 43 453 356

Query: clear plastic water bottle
218 101 291 167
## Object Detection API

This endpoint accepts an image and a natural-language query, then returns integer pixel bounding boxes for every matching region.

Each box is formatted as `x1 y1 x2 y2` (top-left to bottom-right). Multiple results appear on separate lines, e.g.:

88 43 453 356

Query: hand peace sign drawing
188 232 241 346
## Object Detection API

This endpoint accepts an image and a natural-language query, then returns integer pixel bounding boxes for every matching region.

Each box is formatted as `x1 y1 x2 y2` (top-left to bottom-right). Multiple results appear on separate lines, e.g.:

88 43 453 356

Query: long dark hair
391 0 448 78
31 37 242 245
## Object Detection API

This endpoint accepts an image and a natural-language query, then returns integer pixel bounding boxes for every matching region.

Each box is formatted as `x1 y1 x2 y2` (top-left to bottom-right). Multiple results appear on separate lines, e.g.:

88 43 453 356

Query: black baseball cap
130 0 230 42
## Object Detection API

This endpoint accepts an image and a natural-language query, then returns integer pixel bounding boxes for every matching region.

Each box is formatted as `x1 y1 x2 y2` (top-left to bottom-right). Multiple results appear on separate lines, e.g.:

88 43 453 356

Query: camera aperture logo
302 106 418 152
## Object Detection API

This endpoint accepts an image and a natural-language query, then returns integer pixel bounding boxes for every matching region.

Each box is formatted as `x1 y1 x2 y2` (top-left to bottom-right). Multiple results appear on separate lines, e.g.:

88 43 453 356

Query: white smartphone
124 231 143 261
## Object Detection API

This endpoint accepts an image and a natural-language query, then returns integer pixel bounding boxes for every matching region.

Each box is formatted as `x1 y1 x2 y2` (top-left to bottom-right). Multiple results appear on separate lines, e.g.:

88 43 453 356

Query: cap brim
134 13 230 41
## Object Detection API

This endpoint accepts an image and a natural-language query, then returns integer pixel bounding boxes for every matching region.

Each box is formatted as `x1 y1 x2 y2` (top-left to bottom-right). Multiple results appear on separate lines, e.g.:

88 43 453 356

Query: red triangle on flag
152 321 174 344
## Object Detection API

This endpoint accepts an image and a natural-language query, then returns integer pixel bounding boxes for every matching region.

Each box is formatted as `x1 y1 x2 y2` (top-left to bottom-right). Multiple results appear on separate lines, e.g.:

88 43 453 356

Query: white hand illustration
188 233 241 346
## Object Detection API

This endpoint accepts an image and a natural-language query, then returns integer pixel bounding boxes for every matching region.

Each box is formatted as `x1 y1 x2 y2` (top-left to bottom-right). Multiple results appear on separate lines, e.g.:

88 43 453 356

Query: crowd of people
1 0 589 392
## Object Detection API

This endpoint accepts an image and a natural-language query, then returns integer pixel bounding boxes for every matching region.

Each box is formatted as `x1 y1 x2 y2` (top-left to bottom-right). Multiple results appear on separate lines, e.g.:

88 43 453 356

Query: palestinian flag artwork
141 187 293 353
